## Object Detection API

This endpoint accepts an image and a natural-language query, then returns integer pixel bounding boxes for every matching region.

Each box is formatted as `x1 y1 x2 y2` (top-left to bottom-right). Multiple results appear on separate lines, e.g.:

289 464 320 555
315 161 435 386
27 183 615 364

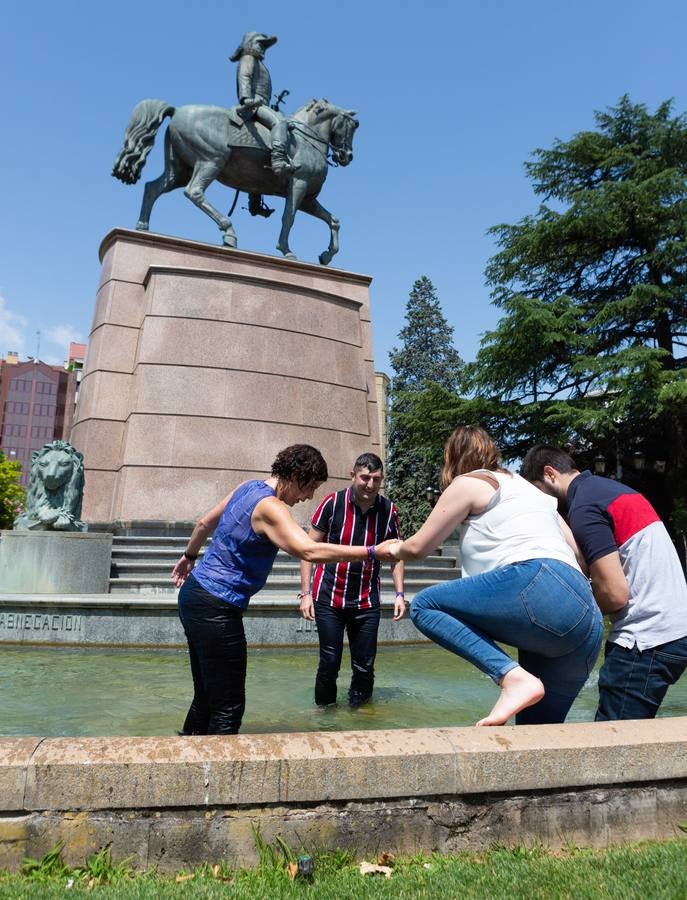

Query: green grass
0 840 685 899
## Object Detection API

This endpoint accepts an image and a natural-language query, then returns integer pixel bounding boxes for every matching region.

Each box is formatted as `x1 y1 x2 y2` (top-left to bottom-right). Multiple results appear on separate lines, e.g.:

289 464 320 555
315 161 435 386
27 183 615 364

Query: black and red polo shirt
310 488 401 609
567 471 687 650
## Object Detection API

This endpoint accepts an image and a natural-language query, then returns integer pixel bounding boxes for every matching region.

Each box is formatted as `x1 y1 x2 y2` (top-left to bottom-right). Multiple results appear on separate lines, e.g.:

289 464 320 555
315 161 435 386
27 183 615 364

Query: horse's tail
112 99 175 185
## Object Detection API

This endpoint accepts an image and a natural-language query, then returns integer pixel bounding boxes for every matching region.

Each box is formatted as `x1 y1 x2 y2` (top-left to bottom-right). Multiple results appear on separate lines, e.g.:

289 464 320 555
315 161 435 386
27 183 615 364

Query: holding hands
375 539 403 561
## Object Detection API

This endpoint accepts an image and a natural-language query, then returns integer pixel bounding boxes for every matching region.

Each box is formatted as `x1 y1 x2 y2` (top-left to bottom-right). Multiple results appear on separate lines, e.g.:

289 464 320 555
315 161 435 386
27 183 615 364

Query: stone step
112 535 193 545
107 537 460 594
110 545 456 567
109 564 458 586
110 547 457 567
110 570 456 594
107 578 446 596
112 556 456 580
110 537 458 564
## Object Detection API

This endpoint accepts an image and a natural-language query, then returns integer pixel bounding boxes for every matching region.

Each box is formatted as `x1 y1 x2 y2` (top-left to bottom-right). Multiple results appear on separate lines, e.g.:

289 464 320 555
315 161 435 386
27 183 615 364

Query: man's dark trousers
596 636 687 720
314 603 381 706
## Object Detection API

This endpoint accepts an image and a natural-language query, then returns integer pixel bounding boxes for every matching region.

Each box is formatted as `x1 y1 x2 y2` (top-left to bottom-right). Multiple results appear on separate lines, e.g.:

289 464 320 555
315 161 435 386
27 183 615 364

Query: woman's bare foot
476 666 545 726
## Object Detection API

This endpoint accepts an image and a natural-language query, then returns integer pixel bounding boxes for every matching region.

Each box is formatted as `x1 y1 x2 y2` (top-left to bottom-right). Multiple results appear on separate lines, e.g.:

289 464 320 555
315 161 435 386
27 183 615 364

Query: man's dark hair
353 452 383 474
271 444 328 486
520 445 578 482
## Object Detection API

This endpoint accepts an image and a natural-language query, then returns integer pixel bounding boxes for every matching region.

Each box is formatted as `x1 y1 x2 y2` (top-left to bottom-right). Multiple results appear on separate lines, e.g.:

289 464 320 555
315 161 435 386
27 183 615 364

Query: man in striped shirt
299 453 405 707
522 445 687 721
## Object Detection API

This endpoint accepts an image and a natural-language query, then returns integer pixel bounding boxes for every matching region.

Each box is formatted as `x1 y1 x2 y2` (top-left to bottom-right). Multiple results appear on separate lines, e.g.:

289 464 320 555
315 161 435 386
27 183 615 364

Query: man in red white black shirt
299 453 405 706
522 445 687 721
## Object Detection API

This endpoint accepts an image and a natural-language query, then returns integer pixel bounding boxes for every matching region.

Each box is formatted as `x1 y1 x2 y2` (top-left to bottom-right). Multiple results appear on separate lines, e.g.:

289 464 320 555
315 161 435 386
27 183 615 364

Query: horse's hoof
222 234 238 248
319 253 332 266
283 252 297 260
136 223 149 232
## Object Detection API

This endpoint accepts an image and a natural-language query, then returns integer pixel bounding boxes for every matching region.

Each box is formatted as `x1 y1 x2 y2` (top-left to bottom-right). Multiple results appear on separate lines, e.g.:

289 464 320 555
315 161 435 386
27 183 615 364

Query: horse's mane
292 99 335 124
294 99 329 114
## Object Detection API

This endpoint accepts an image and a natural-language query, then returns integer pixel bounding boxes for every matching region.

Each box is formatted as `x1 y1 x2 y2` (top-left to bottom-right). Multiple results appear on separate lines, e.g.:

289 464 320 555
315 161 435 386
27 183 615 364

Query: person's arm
253 497 372 563
558 514 589 575
567 498 626 613
385 502 406 620
299 527 326 620
589 551 630 614
171 490 235 587
378 475 496 562
391 560 405 621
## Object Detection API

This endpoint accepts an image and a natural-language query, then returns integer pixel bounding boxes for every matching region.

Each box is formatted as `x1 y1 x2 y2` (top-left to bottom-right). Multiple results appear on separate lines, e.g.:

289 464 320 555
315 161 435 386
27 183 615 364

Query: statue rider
229 32 296 176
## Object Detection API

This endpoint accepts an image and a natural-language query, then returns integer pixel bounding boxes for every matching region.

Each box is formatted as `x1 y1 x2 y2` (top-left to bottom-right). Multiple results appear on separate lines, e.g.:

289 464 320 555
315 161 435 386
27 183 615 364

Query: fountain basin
1 718 685 872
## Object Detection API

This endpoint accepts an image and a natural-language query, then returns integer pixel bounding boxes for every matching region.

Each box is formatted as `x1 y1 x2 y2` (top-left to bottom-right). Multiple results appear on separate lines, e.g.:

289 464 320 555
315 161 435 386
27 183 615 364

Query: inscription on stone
295 619 318 633
0 612 83 633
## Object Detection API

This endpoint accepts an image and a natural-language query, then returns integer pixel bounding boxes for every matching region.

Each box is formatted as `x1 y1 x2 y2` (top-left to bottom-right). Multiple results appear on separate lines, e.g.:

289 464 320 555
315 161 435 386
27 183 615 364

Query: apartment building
0 352 81 485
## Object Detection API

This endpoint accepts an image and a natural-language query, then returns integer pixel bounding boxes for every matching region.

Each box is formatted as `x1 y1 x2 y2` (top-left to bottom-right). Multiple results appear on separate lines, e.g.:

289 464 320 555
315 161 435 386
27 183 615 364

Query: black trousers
314 602 381 706
177 575 247 734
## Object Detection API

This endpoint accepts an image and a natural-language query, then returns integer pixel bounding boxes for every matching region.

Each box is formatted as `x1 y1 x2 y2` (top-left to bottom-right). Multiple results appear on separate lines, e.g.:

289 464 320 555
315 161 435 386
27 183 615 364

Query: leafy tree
469 96 687 516
389 276 463 393
0 451 25 529
386 277 463 532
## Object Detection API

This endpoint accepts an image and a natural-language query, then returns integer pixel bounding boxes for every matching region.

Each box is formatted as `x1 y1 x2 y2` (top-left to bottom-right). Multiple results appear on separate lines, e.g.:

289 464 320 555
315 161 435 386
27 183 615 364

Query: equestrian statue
112 32 359 266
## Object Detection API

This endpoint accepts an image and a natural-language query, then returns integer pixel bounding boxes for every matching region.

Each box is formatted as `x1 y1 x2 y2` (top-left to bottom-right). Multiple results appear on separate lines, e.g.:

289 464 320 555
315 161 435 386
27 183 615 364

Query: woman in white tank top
377 426 603 726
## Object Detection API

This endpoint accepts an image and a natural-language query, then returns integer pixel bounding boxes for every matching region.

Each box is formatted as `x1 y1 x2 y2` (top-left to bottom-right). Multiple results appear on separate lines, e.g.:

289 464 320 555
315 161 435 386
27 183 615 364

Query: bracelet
366 545 376 560
297 590 312 600
183 551 198 561
395 591 405 598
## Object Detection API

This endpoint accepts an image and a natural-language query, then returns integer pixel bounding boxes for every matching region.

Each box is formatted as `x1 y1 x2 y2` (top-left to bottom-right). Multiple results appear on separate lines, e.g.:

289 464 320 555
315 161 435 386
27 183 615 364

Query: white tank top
460 471 581 577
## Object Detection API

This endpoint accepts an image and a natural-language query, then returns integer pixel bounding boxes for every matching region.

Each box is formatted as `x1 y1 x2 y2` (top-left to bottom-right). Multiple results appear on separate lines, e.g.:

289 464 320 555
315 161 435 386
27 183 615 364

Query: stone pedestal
71 229 380 528
0 531 113 594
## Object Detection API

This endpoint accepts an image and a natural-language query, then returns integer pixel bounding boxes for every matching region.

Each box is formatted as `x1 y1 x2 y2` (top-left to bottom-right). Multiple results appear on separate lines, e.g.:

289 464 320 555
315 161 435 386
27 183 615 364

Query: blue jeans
314 603 381 707
595 635 687 720
410 558 603 724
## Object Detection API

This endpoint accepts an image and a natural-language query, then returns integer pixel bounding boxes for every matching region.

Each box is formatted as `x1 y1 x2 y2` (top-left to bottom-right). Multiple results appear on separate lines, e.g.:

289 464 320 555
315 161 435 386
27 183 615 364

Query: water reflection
1 644 685 737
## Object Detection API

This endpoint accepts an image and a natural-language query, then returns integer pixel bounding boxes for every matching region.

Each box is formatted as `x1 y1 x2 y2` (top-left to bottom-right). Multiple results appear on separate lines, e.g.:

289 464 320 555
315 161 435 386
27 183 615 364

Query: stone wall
0 594 424 646
1 718 685 871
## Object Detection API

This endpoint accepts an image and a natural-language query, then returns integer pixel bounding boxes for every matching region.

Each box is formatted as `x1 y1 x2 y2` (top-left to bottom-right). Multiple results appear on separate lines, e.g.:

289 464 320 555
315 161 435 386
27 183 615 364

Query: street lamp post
425 486 440 507
631 450 646 473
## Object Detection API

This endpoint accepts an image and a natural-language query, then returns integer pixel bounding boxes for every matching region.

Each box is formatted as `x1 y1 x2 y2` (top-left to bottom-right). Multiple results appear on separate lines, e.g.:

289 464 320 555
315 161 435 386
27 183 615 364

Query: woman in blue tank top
172 444 382 735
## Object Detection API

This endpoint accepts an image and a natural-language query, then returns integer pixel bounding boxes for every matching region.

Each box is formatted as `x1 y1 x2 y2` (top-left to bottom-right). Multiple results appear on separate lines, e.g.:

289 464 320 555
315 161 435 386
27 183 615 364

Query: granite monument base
71 229 380 528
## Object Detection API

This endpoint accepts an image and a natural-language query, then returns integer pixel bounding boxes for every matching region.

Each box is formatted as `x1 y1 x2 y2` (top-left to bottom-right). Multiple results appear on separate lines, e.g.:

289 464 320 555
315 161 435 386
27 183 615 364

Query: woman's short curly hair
271 444 328 486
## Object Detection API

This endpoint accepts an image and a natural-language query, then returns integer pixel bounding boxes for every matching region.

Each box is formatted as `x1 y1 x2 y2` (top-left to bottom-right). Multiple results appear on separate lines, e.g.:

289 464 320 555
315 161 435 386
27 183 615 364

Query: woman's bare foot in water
476 667 545 726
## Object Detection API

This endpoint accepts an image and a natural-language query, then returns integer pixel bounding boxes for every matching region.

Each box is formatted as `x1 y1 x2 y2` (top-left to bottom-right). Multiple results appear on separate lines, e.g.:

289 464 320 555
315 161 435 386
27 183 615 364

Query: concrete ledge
9 718 685 811
2 720 685 870
0 738 42 811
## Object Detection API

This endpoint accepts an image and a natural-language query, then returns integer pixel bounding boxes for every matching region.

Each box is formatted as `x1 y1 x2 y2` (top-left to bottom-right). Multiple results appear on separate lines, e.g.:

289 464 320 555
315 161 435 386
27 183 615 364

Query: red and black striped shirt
310 488 401 609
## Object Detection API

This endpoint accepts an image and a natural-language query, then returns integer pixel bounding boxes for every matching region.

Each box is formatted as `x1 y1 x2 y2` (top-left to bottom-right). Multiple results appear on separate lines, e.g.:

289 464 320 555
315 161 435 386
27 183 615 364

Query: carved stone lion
14 440 86 532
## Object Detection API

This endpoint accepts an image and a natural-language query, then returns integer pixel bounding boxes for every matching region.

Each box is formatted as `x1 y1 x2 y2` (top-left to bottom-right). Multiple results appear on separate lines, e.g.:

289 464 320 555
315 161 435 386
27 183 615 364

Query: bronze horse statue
113 98 358 265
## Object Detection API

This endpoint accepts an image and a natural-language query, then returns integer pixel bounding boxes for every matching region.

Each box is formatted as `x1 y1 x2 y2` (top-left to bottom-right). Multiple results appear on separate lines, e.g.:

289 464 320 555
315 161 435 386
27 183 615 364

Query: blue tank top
192 480 278 609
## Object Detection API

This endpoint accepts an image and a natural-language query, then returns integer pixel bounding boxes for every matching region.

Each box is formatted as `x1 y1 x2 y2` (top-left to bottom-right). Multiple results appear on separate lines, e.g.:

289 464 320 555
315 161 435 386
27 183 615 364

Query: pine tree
389 276 463 393
386 277 463 533
470 96 687 522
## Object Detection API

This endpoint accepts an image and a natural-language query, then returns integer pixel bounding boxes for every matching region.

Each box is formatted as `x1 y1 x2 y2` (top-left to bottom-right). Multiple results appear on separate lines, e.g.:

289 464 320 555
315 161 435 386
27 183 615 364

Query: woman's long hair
441 425 502 488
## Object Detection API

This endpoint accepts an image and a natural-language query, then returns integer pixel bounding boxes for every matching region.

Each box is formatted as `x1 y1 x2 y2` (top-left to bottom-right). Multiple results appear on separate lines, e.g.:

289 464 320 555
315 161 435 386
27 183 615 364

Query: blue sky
2 0 686 370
